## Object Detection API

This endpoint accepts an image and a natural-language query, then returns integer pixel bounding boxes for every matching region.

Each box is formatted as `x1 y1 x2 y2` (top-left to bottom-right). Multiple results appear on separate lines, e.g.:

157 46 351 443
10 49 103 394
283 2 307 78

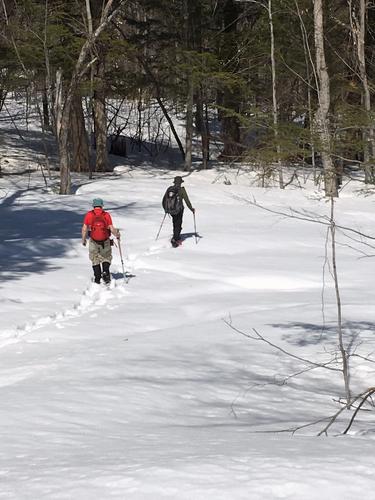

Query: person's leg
102 261 111 284
92 264 102 284
89 240 102 283
172 210 183 242
100 240 112 283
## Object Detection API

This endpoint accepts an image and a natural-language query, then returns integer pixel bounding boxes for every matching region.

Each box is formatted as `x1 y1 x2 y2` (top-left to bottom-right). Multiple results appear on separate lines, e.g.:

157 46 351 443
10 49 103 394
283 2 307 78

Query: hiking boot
93 264 101 284
102 262 111 283
171 238 178 248
102 272 111 284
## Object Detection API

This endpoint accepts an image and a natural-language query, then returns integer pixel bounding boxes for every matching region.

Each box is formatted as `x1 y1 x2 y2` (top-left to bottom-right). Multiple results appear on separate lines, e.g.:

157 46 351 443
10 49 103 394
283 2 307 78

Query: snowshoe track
1 276 128 348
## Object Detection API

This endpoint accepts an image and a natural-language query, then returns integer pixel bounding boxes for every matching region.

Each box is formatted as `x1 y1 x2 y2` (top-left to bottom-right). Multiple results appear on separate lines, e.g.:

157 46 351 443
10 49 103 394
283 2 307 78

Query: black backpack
162 186 183 215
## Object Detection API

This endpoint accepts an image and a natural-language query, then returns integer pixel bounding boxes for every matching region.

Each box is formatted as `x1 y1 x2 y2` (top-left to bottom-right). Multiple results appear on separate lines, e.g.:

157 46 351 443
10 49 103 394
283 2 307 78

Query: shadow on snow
0 190 138 285
180 232 202 243
270 321 375 347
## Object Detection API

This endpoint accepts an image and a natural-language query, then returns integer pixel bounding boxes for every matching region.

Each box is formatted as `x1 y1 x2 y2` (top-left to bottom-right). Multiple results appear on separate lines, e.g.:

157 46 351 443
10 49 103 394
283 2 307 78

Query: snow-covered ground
2 105 375 498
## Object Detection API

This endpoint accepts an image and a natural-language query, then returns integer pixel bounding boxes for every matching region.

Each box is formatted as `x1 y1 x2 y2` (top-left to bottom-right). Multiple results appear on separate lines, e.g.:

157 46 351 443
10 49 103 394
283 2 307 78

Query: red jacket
83 208 113 241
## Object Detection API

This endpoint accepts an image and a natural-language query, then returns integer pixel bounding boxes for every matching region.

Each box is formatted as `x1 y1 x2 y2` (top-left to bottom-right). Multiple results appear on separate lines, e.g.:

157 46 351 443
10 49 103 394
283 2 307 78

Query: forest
1 0 375 197
3 3 375 496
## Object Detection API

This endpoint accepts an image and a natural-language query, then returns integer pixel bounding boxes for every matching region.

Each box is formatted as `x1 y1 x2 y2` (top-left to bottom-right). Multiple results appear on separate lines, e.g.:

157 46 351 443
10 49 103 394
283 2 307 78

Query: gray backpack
162 186 183 215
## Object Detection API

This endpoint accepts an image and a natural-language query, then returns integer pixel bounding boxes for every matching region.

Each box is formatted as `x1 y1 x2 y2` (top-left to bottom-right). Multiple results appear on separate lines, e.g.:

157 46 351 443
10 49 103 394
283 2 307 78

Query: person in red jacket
81 198 120 284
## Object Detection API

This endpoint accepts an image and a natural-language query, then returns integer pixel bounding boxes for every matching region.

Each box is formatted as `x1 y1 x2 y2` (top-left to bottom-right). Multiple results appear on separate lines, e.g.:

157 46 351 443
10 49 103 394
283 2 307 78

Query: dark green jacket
179 186 194 212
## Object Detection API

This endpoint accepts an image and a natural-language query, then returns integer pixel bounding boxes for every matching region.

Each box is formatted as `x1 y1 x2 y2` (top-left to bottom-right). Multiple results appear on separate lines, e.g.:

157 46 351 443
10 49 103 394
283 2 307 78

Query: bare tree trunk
42 87 49 130
329 197 351 403
54 68 72 193
93 61 108 172
70 93 89 172
33 85 51 178
295 0 318 183
313 0 337 197
268 0 283 189
86 0 94 178
350 0 375 183
204 103 210 167
196 86 209 168
42 0 53 133
59 121 71 194
185 76 194 171
58 0 122 194
87 68 94 178
136 90 143 152
54 68 63 138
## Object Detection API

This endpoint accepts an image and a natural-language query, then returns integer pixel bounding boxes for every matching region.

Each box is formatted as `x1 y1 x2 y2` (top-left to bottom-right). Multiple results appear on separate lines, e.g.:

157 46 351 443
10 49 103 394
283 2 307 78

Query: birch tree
313 0 337 197
268 0 284 189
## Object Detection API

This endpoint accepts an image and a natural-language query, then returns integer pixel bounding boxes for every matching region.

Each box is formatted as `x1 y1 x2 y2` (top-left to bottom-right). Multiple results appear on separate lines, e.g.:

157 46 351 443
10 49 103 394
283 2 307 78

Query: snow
2 108 375 498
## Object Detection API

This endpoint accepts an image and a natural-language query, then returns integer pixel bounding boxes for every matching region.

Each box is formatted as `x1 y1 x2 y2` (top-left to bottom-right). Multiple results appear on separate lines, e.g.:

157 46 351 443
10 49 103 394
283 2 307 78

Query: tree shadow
0 202 81 285
0 127 58 170
270 321 375 347
0 191 139 285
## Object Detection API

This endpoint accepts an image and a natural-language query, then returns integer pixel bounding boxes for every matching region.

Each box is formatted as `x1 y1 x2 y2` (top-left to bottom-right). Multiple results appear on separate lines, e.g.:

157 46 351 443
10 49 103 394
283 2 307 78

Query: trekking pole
156 213 167 240
117 237 128 284
193 212 198 244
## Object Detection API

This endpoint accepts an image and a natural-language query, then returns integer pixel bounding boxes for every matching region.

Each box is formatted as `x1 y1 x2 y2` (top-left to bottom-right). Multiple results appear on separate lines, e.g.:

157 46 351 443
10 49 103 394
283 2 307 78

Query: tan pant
89 239 112 266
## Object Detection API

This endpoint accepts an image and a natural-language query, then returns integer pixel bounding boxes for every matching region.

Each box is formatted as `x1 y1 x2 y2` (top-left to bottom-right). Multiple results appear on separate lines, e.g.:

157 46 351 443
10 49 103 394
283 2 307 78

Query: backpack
90 210 110 241
162 186 183 215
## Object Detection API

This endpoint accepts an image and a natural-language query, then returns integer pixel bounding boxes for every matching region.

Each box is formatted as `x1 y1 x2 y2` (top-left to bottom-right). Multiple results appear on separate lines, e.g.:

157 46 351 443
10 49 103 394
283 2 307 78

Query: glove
192 208 196 214
82 240 87 246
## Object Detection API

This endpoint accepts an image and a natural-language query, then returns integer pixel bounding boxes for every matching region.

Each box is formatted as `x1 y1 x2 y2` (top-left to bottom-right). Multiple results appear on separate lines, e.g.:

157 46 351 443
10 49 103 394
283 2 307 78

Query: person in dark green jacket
162 176 195 247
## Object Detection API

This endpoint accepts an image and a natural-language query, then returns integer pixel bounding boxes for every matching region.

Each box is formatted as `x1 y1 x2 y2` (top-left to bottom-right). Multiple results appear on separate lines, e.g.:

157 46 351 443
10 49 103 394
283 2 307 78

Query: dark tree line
1 0 375 196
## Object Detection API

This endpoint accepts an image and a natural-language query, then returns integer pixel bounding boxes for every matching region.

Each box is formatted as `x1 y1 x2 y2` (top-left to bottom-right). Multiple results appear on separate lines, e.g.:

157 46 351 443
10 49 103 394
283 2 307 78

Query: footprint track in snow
1 277 128 347
1 242 168 348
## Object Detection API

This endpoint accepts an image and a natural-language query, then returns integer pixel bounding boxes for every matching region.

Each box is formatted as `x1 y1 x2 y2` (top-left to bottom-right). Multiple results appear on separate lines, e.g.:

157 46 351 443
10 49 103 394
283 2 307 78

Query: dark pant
172 209 183 241
92 261 110 284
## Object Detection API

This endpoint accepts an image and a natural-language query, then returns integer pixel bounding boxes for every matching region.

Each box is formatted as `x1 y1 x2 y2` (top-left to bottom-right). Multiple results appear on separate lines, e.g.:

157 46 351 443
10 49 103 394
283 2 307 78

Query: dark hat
173 176 184 185
92 198 104 207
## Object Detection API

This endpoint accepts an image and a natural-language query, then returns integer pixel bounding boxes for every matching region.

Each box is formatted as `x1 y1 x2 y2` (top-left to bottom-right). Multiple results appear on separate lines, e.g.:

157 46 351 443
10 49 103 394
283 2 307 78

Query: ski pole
156 213 167 240
117 237 127 284
193 212 198 244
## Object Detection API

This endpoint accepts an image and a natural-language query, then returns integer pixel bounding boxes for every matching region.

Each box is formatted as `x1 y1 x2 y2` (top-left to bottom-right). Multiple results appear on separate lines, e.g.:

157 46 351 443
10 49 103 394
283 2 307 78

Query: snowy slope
1 166 375 499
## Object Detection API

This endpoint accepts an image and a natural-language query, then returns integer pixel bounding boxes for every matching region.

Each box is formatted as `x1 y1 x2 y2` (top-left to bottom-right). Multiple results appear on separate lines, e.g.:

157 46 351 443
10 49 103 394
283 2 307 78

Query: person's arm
181 186 195 212
104 212 120 239
82 224 88 246
109 224 120 239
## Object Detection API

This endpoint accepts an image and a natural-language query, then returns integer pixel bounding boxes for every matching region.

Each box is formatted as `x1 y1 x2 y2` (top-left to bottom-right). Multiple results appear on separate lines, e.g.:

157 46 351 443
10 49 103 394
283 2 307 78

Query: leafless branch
343 388 375 434
224 318 340 372
242 196 375 242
